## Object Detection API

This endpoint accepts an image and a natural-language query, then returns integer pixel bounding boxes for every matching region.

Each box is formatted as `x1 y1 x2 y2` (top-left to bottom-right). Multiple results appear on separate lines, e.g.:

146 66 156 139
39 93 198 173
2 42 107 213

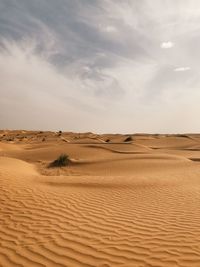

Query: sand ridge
1 131 200 266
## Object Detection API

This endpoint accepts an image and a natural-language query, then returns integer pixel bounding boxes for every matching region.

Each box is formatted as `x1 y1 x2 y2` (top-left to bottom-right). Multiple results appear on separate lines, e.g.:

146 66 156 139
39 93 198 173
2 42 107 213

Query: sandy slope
1 131 200 266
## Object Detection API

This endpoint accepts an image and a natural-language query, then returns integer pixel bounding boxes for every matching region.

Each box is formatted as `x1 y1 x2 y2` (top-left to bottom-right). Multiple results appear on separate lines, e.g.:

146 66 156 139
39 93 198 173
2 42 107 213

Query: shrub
49 154 70 167
105 139 110 143
124 136 133 142
7 138 14 142
58 130 62 136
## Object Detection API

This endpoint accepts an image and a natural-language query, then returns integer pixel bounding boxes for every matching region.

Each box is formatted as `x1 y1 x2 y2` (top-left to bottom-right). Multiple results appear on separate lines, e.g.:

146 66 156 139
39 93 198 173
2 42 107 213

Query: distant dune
1 130 200 266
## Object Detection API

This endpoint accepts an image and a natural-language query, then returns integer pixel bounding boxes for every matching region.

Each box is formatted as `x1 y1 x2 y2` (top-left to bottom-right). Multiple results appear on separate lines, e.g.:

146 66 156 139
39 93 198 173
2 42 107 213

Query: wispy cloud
0 0 200 132
100 25 117 33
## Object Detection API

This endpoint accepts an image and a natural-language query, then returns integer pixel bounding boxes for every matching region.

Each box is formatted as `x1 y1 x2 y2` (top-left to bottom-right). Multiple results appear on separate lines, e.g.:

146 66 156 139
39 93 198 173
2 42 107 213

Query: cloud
0 0 200 133
174 67 191 72
0 38 111 131
160 42 174 49
100 25 117 33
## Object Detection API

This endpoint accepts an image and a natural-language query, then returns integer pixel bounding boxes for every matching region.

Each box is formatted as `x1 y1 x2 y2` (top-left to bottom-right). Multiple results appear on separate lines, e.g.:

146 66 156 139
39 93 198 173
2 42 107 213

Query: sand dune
1 131 200 266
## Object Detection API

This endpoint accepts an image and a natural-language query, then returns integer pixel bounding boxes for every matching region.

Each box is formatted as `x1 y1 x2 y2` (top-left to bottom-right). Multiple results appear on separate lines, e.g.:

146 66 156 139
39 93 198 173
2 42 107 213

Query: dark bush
49 154 70 167
124 136 133 142
7 138 14 142
58 130 62 136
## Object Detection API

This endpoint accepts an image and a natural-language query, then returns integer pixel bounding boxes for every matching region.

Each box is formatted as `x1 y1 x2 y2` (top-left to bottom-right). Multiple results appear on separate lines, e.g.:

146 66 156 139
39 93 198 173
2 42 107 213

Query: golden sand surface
1 130 200 267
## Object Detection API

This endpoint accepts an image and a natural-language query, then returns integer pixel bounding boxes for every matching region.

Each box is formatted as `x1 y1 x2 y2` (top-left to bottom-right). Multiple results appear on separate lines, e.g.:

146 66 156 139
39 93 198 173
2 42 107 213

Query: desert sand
1 130 200 267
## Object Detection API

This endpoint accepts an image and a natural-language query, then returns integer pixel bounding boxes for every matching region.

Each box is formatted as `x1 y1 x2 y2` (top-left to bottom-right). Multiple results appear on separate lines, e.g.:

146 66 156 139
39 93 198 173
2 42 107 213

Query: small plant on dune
124 136 133 142
58 130 62 137
105 139 110 143
7 138 14 142
49 154 70 167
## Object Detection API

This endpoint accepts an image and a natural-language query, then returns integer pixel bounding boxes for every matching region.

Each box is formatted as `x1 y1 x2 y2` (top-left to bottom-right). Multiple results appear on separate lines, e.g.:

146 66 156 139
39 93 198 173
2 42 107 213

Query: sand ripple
1 156 200 266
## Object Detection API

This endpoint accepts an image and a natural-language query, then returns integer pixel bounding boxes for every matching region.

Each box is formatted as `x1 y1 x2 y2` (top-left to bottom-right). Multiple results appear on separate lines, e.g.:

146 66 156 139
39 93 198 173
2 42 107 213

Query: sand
1 131 200 267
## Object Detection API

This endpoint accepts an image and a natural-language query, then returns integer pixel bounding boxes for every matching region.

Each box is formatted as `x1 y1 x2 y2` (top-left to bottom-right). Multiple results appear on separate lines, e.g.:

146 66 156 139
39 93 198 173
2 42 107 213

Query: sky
0 0 200 133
